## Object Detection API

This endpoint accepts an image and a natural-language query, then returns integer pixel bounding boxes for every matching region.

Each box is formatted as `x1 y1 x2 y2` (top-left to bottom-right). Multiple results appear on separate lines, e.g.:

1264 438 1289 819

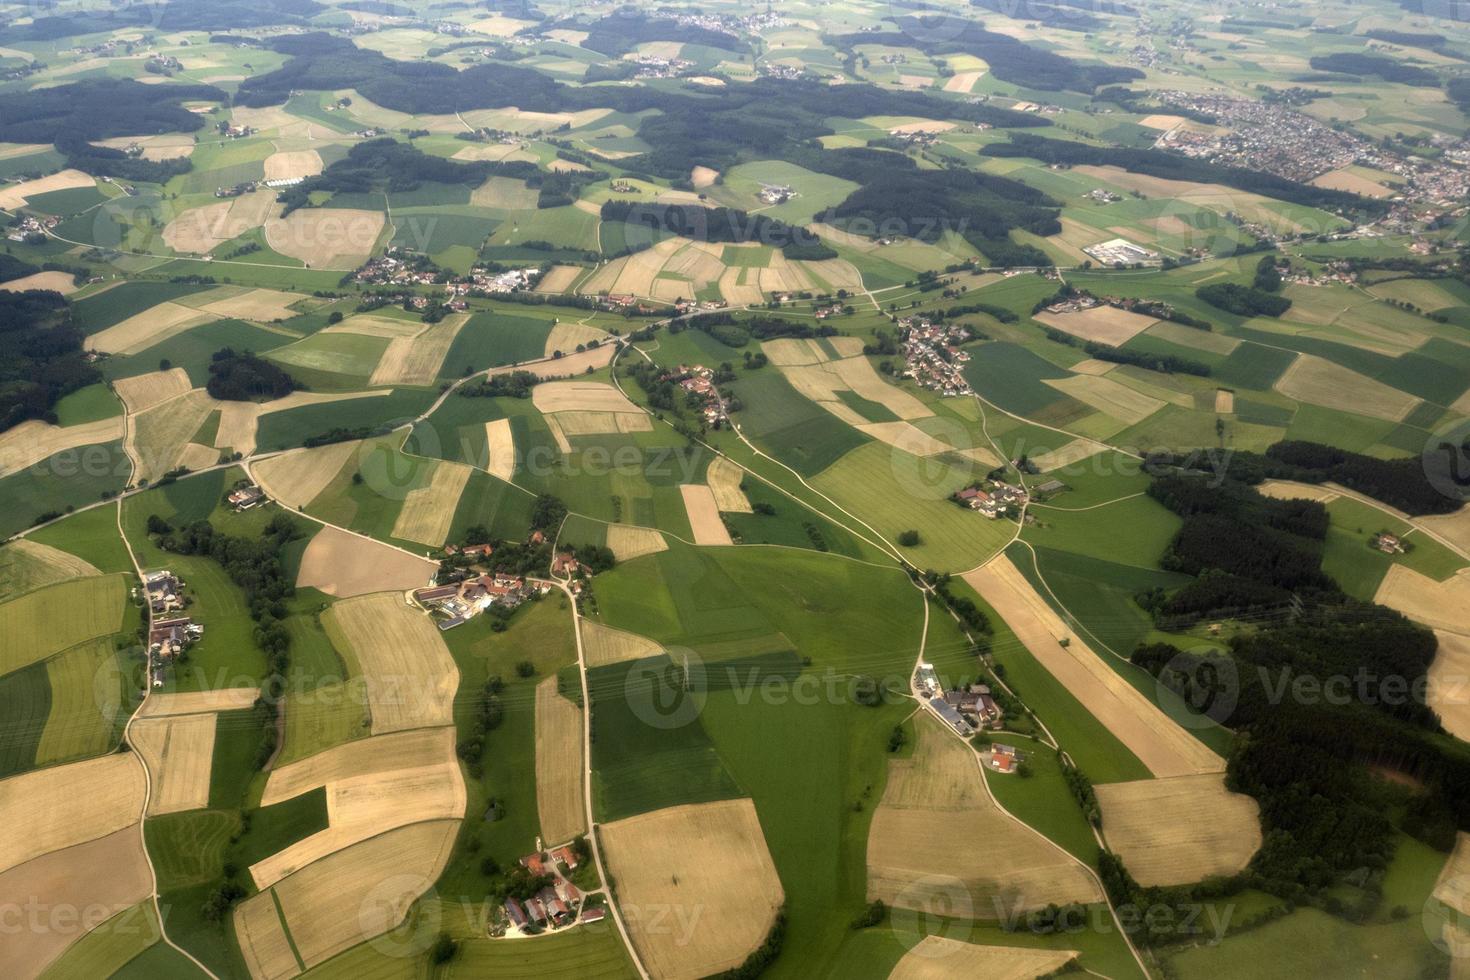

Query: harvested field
1072 166 1313 234
1255 479 1339 503
0 540 100 599
0 753 145 874
137 687 261 718
1138 114 1187 130
196 287 301 322
1429 632 1470 744
177 441 219 471
85 302 214 356
535 677 586 846
129 712 216 816
535 265 583 293
234 886 299 980
264 728 457 806
1046 374 1165 425
112 368 192 415
1418 509 1470 560
605 524 668 561
1214 389 1235 413
533 380 641 415
1374 566 1470 636
1310 168 1392 198
484 418 516 481
0 827 151 980
691 165 719 188
1068 358 1116 376
253 440 361 509
0 170 93 210
768 342 934 427
963 556 1225 778
250 761 464 889
1033 306 1158 347
264 208 386 270
1275 354 1418 423
487 344 614 379
601 799 783 980
369 313 470 387
0 270 79 295
321 314 424 339
131 388 214 484
297 525 437 597
0 574 125 674
163 191 278 255
942 70 986 93
1094 774 1261 886
867 717 1101 916
390 460 473 546
214 401 259 455
544 321 608 358
323 593 459 734
1030 438 1104 473
681 484 733 546
552 411 652 436
0 417 125 478
706 456 752 513
888 936 1076 980
581 620 663 668
267 818 460 971
263 149 323 182
801 258 864 290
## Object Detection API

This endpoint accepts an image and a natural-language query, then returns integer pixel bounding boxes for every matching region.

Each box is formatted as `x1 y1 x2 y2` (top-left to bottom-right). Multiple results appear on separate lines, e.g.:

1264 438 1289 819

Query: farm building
914 663 940 698
227 484 266 510
930 696 973 736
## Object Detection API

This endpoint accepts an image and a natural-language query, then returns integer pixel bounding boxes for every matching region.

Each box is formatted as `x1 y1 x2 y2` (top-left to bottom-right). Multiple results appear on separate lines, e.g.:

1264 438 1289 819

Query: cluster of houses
758 183 796 205
1373 532 1405 555
143 569 203 684
597 293 659 315
500 847 604 936
414 567 549 631
214 181 258 199
478 267 543 293
6 214 55 243
953 480 1028 518
665 364 727 426
898 317 972 396
1086 188 1123 204
353 250 445 287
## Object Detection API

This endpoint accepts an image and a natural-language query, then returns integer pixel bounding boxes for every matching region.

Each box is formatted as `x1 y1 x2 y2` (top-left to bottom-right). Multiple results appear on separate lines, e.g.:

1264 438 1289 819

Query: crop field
604 523 668 561
84 301 215 357
264 208 386 270
1034 306 1159 346
534 676 586 846
1094 774 1262 886
129 712 217 816
369 313 470 386
296 525 437 597
36 902 161 980
0 574 125 676
965 556 1225 778
889 937 1077 980
0 539 101 602
706 456 752 513
0 752 145 874
600 799 784 980
111 367 192 415
253 441 361 510
1374 566 1470 636
322 593 459 734
440 311 553 373
679 483 734 546
580 620 664 667
130 388 217 484
389 460 474 546
36 637 127 768
267 331 390 382
0 417 126 480
867 716 1102 916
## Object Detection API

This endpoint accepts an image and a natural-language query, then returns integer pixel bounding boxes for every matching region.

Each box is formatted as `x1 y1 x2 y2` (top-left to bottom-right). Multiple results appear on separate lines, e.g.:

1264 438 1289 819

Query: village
897 317 973 396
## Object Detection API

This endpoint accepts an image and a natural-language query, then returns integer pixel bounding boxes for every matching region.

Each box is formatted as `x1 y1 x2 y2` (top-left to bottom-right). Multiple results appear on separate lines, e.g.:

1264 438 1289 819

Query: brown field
296 525 437 598
1310 168 1392 198
852 420 972 459
1255 479 1339 503
138 687 261 718
867 716 1101 916
1033 306 1158 347
1417 509 1470 560
544 321 608 358
0 540 100 600
1275 354 1417 422
264 208 386 270
214 401 259 456
321 313 425 339
0 753 145 874
196 287 302 322
1139 113 1187 130
1029 438 1104 473
1046 374 1165 425
963 556 1226 778
253 440 361 509
0 170 93 210
802 257 865 291
942 70 986 93
0 270 79 295
769 342 934 428
266 818 460 971
601 799 784 980
112 368 192 415
131 388 214 484
484 418 516 481
369 313 469 387
0 417 125 478
0 828 151 980
129 712 216 816
163 191 279 255
1375 566 1470 637
486 344 615 380
85 301 214 356
888 936 1076 980
234 885 300 980
581 620 663 667
323 593 459 734
1067 358 1116 376
177 441 219 472
605 524 668 561
681 484 733 546
1214 389 1235 414
534 677 586 846
1429 632 1470 744
263 149 324 182
451 142 538 164
264 728 455 806
390 460 473 546
532 380 640 415
250 761 464 889
707 456 752 513
1094 774 1261 886
691 165 719 187
551 411 652 436
535 265 584 293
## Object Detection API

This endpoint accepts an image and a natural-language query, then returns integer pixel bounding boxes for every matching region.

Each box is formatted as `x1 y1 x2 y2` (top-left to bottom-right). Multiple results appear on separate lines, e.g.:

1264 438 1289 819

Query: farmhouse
143 570 186 614
551 844 580 869
1374 532 1405 555
149 616 202 658
944 684 1003 729
914 662 940 698
930 696 973 735
227 484 266 511
551 552 590 578
413 573 538 629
